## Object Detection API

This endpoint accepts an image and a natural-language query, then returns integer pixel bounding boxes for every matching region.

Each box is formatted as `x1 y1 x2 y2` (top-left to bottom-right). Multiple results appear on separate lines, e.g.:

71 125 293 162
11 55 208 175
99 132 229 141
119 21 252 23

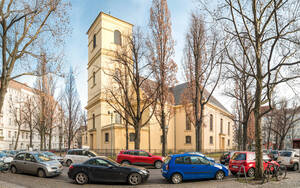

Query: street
0 167 300 188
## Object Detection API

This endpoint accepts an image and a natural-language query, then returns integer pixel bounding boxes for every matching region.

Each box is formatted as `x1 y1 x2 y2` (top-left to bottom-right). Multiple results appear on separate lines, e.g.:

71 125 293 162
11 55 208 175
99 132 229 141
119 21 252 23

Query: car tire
37 169 46 178
10 165 18 174
231 171 237 176
75 172 89 185
171 173 182 184
121 160 130 165
66 159 72 167
293 163 298 171
215 170 225 180
128 172 142 185
154 161 162 169
247 168 255 177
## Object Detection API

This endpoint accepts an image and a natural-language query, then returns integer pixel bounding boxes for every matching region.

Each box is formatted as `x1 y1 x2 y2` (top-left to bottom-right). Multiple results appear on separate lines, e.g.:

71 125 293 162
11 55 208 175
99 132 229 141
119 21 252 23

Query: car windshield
104 157 120 166
232 153 246 160
43 152 55 156
271 151 277 154
280 151 292 157
33 153 53 162
164 156 171 164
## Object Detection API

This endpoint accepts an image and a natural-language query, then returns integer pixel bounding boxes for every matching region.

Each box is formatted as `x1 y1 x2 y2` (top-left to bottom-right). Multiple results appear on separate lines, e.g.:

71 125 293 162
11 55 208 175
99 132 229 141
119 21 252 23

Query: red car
117 150 163 169
229 151 277 177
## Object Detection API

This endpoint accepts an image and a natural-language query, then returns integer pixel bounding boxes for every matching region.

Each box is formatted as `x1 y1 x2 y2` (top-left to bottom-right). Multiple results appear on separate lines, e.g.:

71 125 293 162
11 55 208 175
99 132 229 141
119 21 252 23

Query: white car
277 150 300 171
63 149 97 166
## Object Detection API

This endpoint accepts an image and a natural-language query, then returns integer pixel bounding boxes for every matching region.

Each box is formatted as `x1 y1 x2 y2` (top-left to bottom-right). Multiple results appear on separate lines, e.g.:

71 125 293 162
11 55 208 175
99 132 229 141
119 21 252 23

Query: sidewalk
0 180 26 188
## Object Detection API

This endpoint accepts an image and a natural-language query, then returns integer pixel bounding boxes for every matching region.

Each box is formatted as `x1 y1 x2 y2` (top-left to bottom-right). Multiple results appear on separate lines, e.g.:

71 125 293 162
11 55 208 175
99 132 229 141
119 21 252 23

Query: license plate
232 165 238 168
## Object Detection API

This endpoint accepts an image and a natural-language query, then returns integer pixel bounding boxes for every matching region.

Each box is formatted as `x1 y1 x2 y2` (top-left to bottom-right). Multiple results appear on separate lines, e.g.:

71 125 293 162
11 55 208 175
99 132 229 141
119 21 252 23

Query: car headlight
138 169 148 175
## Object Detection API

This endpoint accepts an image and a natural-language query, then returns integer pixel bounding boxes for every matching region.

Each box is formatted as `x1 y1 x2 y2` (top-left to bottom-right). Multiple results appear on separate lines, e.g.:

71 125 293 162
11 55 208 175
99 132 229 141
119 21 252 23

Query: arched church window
114 30 122 45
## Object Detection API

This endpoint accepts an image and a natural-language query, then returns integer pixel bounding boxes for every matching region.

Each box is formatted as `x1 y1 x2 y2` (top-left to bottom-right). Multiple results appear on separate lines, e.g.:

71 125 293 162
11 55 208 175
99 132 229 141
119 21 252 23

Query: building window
228 122 230 135
210 136 213 144
105 133 109 142
220 118 223 134
93 34 96 48
160 135 163 144
115 113 122 124
14 131 17 138
129 133 135 142
210 114 213 131
0 129 3 136
26 133 28 139
228 139 230 146
92 114 95 129
185 136 191 144
8 131 11 138
92 72 96 86
186 114 191 130
114 30 122 45
9 118 11 126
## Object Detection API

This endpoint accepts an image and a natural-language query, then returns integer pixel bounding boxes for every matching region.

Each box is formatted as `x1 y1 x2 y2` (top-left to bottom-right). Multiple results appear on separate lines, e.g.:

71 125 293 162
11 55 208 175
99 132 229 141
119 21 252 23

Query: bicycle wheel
276 165 287 181
262 166 271 184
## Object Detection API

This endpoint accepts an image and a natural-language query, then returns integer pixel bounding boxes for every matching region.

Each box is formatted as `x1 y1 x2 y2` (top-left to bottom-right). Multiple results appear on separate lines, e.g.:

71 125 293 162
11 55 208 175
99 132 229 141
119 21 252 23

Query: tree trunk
161 107 166 156
125 121 129 150
279 137 284 150
29 127 33 148
48 128 52 150
40 131 43 150
266 125 271 149
134 126 141 150
0 79 8 113
242 121 248 150
14 129 20 150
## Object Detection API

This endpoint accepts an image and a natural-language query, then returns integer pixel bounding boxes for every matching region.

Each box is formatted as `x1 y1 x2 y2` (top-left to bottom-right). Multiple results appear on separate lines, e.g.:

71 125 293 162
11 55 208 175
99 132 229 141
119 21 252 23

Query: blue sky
65 0 200 108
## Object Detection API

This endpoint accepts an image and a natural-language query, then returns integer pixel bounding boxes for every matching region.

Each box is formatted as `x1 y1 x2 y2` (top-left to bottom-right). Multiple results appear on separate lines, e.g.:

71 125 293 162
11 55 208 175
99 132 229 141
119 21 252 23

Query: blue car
162 153 229 184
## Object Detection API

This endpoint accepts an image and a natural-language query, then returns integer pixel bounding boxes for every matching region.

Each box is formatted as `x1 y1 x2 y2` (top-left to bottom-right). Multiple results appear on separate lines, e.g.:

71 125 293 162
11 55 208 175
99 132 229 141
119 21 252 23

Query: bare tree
105 29 158 149
148 0 177 156
9 97 24 150
182 13 222 152
271 99 300 150
204 0 300 178
63 67 81 150
0 0 70 113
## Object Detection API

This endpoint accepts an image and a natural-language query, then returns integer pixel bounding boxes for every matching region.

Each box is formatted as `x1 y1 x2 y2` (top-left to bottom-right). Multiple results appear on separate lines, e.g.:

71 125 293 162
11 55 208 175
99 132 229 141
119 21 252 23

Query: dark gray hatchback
10 151 63 177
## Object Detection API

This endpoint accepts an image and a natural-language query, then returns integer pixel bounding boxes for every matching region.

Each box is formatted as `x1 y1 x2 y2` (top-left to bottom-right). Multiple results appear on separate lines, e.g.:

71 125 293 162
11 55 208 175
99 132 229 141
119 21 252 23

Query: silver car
10 151 63 177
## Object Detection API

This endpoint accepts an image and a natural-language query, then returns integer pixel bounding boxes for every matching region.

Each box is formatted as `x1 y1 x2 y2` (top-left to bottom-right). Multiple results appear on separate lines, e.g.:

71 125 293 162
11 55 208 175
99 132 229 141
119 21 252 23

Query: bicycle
262 160 287 184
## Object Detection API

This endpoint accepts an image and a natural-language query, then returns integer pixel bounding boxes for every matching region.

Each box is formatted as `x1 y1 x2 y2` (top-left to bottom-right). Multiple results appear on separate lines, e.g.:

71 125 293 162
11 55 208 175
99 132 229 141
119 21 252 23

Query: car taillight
290 160 293 164
69 165 74 170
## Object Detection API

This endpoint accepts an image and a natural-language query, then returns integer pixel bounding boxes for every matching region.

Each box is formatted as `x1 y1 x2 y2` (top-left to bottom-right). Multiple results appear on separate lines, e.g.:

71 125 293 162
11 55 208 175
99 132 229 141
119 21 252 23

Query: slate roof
170 82 231 115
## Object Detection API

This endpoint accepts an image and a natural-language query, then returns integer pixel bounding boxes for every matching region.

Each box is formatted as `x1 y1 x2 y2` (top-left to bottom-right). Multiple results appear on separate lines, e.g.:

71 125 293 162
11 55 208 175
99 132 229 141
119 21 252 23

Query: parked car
184 152 215 163
0 151 13 163
68 156 149 185
269 150 280 161
117 150 163 169
10 151 63 177
277 150 299 171
64 149 97 166
229 151 276 177
161 153 228 184
42 151 64 164
220 151 236 165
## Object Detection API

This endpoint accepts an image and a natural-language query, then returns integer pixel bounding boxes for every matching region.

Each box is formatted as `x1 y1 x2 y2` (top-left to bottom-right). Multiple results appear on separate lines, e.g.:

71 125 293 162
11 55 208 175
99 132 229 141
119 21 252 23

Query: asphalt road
0 167 299 188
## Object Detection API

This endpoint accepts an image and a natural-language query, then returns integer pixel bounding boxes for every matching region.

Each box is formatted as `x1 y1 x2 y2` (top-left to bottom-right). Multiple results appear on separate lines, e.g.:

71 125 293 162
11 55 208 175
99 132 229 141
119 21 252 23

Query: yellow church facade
86 12 234 154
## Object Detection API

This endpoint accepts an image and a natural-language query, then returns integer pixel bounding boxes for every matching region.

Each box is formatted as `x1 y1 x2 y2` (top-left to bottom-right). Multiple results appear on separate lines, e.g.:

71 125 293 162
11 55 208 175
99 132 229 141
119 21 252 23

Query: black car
220 151 235 165
68 157 149 185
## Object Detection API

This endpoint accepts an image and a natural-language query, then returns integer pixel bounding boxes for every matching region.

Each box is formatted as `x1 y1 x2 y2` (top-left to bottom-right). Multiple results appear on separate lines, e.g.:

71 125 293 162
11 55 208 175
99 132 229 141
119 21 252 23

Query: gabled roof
170 82 231 114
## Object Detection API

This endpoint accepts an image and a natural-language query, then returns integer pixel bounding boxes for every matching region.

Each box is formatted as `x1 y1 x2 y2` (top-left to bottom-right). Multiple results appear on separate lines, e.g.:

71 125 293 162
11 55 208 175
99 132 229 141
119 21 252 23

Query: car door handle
192 167 196 168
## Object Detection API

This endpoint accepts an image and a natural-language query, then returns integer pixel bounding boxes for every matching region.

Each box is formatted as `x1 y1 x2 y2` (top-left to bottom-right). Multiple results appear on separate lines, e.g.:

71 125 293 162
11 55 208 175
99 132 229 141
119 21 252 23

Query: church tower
86 12 133 150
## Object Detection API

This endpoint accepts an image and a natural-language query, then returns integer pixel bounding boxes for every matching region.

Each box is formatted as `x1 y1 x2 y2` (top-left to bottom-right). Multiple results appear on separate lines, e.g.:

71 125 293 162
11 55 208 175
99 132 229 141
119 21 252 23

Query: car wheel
231 171 237 176
247 168 255 177
128 173 142 185
154 161 162 169
10 166 17 174
215 170 225 180
171 173 182 184
121 160 130 165
75 172 89 185
37 169 46 178
293 163 298 171
66 160 72 167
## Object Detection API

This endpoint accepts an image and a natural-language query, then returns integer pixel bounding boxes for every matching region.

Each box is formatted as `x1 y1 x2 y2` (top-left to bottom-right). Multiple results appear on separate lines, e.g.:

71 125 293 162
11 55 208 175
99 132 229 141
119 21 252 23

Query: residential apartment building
0 80 62 150
86 12 234 153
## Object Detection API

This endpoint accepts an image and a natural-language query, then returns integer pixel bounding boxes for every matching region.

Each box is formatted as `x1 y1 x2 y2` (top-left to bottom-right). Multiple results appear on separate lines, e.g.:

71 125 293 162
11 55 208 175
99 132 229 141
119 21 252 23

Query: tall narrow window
93 34 96 48
105 133 109 142
92 114 95 129
92 72 96 86
186 114 191 130
228 122 230 135
129 133 135 142
210 114 213 131
220 118 223 134
228 139 230 146
185 136 191 144
210 136 213 144
115 113 122 124
114 30 121 45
